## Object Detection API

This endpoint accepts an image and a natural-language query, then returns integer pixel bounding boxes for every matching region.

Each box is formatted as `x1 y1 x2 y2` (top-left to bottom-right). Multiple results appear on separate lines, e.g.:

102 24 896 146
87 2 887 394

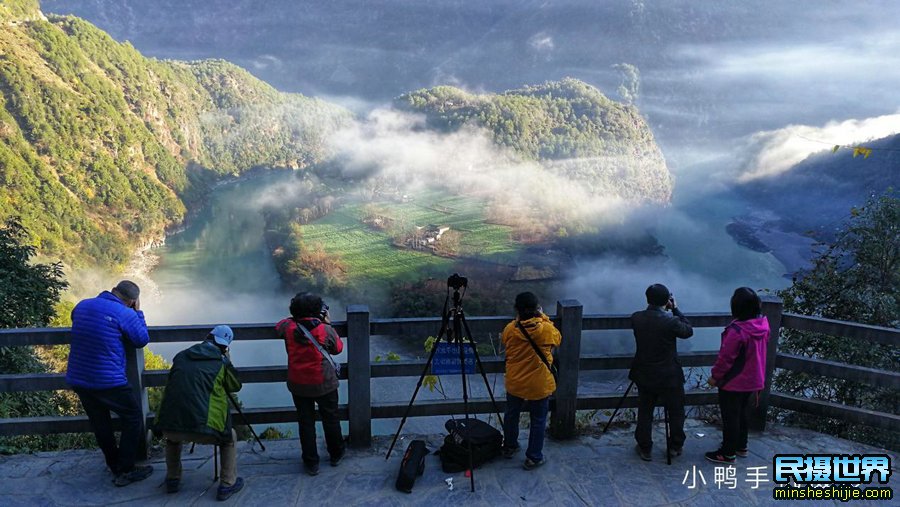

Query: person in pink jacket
705 287 770 464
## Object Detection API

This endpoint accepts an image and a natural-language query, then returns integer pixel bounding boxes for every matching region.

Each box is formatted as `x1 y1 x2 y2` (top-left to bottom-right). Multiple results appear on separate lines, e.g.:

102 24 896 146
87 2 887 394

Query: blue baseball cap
209 325 234 347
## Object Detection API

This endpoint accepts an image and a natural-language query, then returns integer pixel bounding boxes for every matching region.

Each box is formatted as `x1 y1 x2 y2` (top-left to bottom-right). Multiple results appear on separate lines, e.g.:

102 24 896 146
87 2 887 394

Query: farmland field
299 193 521 287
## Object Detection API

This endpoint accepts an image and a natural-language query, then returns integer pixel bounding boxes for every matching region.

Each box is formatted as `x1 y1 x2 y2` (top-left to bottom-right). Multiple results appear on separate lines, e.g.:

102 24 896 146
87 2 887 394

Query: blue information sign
431 342 475 375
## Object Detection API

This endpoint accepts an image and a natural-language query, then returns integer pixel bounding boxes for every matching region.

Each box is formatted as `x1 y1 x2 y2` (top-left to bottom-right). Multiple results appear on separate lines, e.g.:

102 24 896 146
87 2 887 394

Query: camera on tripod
447 273 467 290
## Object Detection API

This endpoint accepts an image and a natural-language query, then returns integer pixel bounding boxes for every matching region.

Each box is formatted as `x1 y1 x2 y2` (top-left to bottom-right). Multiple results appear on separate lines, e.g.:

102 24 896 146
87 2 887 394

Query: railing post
751 297 783 431
347 305 371 448
550 299 582 439
124 344 150 460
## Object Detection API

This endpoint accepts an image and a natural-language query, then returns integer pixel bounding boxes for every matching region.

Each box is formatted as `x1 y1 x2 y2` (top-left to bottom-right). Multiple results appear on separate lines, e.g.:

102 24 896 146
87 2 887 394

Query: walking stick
602 381 635 433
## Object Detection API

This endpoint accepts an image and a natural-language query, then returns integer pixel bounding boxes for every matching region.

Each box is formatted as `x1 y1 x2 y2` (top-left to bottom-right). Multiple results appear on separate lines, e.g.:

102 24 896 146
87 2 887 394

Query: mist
328 108 663 227
738 113 900 182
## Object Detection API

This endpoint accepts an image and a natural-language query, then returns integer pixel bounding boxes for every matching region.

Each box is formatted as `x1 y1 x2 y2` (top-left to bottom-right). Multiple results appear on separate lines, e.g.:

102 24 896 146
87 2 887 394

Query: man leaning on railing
65 280 153 487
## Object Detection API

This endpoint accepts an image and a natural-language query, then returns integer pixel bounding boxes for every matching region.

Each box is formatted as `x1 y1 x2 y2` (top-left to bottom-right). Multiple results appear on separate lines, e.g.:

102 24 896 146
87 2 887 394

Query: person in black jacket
629 283 693 461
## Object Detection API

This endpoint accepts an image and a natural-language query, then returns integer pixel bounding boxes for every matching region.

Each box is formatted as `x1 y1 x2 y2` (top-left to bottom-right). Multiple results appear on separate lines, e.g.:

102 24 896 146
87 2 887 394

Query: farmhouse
409 224 450 250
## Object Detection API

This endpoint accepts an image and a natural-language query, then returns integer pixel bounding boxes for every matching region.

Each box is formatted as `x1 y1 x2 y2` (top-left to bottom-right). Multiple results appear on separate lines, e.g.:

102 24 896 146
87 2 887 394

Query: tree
0 218 68 328
774 193 899 450
0 218 71 453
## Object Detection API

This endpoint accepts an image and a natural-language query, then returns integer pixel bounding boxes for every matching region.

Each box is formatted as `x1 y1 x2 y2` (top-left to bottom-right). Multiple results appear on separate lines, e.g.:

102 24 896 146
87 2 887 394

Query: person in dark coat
66 280 153 486
629 283 693 461
155 325 244 500
276 293 345 476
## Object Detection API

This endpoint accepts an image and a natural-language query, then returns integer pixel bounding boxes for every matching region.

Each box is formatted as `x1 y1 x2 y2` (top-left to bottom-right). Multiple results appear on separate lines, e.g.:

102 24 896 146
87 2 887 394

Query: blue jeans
503 393 550 461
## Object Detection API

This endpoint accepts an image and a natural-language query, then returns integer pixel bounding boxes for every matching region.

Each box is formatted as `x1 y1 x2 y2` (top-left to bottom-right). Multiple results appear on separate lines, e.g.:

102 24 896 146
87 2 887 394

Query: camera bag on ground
438 418 502 473
395 439 429 493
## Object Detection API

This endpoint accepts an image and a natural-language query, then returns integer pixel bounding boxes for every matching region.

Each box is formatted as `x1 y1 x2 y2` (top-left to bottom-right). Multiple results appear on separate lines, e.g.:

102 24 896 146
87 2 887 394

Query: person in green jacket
155 325 244 501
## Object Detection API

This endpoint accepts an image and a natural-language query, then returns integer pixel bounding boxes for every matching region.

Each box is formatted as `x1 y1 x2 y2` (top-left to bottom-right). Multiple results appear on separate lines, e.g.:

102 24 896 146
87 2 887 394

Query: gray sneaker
114 465 153 487
502 446 520 459
636 445 652 462
216 477 244 501
523 457 545 470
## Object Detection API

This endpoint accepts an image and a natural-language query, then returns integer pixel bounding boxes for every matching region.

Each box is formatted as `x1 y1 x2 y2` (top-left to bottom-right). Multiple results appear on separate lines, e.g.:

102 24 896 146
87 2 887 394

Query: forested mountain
398 79 672 203
0 0 349 267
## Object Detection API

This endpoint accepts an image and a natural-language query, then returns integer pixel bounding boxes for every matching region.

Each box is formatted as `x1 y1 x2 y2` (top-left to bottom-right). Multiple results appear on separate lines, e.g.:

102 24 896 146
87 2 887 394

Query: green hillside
397 78 672 203
0 1 349 267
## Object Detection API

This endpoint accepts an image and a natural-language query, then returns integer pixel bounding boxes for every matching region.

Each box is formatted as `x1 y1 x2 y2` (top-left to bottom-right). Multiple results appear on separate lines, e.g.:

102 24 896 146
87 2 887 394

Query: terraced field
299 193 521 286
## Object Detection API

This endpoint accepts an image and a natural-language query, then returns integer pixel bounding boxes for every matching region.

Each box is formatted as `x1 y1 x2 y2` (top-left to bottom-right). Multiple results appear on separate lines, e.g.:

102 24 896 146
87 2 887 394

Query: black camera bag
438 418 502 473
395 439 429 493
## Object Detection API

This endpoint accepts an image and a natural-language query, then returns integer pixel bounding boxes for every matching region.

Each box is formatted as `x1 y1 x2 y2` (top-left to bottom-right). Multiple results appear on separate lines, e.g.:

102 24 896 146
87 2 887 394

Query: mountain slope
397 78 672 203
0 3 349 267
738 133 900 236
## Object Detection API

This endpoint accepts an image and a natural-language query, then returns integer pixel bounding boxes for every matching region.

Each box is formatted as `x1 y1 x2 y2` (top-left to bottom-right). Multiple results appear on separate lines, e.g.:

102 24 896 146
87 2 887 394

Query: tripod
602 381 672 465
385 274 503 492
227 391 266 452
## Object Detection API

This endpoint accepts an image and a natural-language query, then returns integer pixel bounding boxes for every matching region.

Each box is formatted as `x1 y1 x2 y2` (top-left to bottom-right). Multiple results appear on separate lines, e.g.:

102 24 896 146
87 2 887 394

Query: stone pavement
1 420 896 506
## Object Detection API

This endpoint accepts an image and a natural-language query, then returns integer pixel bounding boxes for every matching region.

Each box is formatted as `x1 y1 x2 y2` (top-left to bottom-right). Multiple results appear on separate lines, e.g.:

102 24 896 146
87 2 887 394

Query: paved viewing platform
1 420 896 506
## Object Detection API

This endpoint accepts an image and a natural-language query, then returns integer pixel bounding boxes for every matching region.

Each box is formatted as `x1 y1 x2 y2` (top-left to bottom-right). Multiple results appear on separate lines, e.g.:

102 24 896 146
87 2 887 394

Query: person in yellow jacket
501 292 562 470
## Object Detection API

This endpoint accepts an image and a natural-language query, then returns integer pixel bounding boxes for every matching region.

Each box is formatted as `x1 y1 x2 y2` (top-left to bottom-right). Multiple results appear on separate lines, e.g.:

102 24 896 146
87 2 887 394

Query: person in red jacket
706 287 770 464
276 293 345 476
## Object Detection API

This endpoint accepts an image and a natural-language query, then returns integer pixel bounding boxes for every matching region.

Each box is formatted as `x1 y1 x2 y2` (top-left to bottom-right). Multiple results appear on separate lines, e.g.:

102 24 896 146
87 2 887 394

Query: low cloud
250 54 283 71
738 113 900 181
528 32 555 53
327 108 664 227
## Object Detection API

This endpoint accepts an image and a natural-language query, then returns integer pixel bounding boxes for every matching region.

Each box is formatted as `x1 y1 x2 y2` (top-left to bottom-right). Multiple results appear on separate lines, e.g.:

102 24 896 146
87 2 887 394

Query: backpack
395 440 429 493
438 418 502 473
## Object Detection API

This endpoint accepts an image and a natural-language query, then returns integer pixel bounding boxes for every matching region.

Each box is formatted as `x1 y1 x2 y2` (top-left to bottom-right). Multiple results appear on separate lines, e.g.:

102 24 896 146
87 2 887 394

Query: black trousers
635 383 686 451
74 385 143 474
291 390 344 465
718 390 752 455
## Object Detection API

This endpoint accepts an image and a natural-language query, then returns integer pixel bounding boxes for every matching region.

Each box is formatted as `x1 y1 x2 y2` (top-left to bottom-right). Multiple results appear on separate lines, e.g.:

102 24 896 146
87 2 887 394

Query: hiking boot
165 478 181 494
667 447 683 459
523 457 545 470
502 446 520 459
635 445 652 462
216 477 244 501
304 462 320 476
114 465 153 487
330 450 345 467
705 450 736 464
736 448 749 458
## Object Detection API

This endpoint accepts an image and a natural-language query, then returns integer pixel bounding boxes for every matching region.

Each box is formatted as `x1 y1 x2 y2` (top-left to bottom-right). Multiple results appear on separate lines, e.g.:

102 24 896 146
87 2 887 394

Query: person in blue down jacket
66 280 153 487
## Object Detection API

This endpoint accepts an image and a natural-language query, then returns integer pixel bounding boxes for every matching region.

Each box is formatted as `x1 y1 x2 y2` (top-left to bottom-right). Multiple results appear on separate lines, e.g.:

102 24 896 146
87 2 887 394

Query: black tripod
385 274 503 492
602 381 672 465
226 391 266 452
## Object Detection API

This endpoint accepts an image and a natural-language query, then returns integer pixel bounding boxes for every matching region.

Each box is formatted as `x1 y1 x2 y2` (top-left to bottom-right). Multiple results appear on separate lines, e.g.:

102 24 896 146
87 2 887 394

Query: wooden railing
1 298 898 457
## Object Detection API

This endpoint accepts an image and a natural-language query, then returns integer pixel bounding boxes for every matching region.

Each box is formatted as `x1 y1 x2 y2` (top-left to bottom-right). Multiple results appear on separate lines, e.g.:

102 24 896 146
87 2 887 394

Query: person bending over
155 325 244 501
66 280 152 486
